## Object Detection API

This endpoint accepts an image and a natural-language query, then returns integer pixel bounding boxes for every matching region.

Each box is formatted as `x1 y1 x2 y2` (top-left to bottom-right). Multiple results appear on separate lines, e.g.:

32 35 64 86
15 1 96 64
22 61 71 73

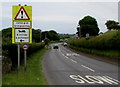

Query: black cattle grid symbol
20 39 24 42
18 30 26 33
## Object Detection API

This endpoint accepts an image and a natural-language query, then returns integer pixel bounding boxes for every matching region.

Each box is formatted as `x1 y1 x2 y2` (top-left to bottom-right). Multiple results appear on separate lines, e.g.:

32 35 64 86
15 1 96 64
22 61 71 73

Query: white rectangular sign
15 29 29 43
14 21 31 28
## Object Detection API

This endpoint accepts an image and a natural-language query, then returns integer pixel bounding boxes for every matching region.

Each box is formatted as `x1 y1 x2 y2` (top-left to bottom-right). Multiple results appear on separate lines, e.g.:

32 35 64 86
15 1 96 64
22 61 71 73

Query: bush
44 38 50 45
2 43 45 69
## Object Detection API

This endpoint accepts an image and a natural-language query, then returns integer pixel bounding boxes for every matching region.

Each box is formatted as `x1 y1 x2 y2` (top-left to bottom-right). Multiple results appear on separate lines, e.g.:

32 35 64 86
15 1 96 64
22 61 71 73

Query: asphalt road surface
42 43 119 86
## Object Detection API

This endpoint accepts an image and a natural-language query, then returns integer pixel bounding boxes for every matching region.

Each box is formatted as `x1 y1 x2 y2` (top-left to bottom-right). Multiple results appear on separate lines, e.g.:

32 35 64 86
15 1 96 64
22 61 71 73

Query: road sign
86 33 89 38
14 21 31 28
23 44 28 50
15 29 29 43
14 6 30 20
12 6 32 44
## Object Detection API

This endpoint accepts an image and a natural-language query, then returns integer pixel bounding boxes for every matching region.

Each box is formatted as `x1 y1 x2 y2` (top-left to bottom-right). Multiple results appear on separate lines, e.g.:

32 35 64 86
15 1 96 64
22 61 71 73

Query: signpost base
24 50 27 71
18 44 20 72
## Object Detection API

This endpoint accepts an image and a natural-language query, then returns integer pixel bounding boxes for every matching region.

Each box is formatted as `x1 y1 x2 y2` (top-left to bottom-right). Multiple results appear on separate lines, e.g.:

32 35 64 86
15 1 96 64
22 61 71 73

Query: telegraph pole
78 25 81 38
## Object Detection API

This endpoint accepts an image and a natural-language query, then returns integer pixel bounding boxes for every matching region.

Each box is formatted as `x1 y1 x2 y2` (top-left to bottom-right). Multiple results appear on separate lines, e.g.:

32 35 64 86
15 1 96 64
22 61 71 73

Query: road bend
42 43 119 86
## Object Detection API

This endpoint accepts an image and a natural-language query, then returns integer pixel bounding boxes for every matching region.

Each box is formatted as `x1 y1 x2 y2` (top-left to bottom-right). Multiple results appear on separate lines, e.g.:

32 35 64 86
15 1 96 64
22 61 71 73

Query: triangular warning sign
14 7 30 20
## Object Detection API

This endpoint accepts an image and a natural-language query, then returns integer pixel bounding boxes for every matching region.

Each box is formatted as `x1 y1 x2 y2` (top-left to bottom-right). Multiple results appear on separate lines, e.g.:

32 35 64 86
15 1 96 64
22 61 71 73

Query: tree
2 27 12 44
41 30 60 41
2 27 12 38
44 38 50 45
105 20 119 30
49 30 60 41
32 29 41 42
41 31 49 40
77 16 99 37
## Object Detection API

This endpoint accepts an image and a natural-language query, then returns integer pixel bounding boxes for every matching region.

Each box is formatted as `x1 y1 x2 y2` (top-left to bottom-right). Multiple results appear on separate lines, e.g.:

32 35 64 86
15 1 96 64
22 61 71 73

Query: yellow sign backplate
12 6 32 44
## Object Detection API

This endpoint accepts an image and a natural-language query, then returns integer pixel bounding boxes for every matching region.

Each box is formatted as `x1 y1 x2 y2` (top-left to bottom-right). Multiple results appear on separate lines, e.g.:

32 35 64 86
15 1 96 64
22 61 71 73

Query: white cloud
33 15 78 23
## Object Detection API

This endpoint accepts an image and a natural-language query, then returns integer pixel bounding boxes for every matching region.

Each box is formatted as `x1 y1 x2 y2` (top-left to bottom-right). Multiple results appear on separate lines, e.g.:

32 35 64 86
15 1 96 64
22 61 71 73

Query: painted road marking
59 49 78 63
81 65 95 72
59 48 69 59
66 53 79 56
70 75 119 85
70 59 77 63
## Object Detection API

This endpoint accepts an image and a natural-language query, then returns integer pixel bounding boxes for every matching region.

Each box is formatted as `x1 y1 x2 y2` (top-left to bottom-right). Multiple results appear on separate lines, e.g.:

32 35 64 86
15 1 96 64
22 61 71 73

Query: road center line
70 59 77 63
81 65 95 72
59 48 69 59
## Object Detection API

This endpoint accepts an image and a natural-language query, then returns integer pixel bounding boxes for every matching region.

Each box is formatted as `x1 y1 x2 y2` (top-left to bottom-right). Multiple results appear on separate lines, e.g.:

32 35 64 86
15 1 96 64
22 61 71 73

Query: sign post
23 45 28 71
24 50 27 71
18 44 20 72
12 5 32 72
86 33 89 40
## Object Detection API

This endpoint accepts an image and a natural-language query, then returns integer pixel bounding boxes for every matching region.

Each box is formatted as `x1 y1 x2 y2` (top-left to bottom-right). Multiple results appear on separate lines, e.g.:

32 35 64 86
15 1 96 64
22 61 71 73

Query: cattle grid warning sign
12 6 32 44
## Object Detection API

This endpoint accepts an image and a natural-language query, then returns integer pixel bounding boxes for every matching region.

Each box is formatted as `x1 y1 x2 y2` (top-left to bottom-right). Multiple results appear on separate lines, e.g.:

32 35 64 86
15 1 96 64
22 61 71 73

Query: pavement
42 43 119 86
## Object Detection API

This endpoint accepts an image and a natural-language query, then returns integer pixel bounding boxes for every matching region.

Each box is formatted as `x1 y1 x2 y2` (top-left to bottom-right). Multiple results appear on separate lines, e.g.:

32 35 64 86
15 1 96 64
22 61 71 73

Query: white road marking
66 53 79 56
59 48 69 59
105 76 120 83
59 48 78 63
81 65 95 72
65 56 69 59
70 75 119 85
70 59 77 63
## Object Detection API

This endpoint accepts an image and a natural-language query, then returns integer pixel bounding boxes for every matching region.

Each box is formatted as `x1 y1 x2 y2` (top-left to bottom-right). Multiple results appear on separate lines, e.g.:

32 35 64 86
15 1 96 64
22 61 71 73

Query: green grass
2 48 48 85
67 31 120 65
69 45 120 65
69 45 120 58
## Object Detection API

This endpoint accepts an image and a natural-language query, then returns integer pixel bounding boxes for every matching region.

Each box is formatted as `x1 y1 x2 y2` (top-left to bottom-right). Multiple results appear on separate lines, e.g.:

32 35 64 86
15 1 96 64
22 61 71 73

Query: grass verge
68 45 120 65
2 48 48 85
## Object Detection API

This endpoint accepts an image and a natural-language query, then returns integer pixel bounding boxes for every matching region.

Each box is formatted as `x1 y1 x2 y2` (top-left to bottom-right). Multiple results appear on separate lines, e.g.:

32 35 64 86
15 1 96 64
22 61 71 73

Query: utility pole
78 25 81 38
39 29 41 42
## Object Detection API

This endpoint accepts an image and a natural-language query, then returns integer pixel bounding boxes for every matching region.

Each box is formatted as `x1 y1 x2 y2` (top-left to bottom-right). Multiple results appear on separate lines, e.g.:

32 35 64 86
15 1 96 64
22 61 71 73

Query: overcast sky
0 1 119 34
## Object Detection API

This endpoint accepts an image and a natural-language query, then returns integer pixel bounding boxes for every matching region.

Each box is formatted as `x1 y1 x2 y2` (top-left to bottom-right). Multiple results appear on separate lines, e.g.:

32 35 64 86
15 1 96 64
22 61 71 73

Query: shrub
2 43 45 69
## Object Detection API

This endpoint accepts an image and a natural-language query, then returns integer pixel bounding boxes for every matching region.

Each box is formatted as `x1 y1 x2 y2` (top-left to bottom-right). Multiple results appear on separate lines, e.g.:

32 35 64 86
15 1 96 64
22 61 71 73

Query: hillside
67 30 120 59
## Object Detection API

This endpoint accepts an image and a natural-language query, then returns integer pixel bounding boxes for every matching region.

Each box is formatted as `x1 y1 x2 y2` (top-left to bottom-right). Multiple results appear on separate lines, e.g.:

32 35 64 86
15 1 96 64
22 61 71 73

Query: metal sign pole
18 44 20 72
24 50 27 71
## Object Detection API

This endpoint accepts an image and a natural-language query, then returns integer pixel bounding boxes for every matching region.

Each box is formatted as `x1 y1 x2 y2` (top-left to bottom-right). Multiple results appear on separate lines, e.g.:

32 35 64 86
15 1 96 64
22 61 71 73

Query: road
42 43 119 86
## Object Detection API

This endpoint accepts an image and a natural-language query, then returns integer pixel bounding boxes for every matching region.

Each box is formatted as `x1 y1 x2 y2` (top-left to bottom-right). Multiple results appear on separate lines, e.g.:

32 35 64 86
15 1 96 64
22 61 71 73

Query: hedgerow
2 43 45 71
68 30 120 50
67 30 120 58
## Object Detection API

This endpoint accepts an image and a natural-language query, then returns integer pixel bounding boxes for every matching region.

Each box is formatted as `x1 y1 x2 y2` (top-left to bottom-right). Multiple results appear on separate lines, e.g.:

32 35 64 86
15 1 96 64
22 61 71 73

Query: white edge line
59 48 69 59
81 65 95 72
70 59 77 63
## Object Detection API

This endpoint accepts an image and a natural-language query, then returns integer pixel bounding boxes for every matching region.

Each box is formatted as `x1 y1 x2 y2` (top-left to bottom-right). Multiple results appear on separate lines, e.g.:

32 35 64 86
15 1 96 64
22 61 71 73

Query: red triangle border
14 6 30 20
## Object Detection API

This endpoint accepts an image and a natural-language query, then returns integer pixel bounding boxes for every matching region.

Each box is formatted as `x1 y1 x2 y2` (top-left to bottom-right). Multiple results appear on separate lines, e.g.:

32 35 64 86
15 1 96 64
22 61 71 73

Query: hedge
68 30 120 51
2 43 45 69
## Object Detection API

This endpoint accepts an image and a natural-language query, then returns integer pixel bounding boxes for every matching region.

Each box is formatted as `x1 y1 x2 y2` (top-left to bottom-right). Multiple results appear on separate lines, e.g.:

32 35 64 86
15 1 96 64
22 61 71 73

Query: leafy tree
77 16 99 37
49 30 60 41
105 20 119 30
2 27 60 43
41 30 60 41
2 27 12 44
41 31 49 40
32 29 41 42
2 27 12 38
44 38 50 45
